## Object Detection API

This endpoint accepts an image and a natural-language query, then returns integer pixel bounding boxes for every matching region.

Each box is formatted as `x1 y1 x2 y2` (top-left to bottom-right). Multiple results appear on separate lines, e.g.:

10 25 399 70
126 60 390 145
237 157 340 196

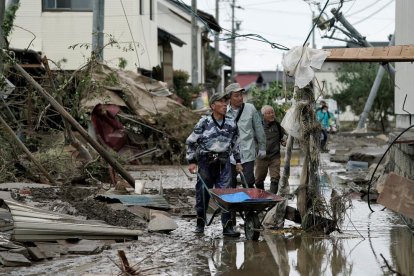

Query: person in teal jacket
225 83 266 188
316 104 330 150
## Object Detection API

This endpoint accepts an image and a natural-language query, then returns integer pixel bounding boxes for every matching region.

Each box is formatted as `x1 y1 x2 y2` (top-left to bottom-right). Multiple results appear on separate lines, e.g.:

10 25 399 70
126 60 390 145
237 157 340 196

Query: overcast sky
184 0 395 72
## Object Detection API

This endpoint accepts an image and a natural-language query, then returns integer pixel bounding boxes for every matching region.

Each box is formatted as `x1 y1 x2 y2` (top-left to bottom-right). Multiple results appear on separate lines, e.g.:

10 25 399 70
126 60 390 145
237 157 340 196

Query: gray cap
225 83 245 96
209 93 228 106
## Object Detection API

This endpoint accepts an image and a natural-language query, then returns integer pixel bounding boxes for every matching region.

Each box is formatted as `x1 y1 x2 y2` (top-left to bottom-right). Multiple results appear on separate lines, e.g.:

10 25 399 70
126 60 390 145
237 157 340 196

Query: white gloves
257 150 266 159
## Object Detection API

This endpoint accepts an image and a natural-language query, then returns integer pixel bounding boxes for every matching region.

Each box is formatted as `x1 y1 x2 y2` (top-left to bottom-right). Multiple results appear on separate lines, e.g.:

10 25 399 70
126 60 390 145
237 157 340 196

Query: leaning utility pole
191 0 198 87
331 8 396 131
231 0 236 82
215 0 221 93
357 35 395 130
0 0 5 74
92 0 105 62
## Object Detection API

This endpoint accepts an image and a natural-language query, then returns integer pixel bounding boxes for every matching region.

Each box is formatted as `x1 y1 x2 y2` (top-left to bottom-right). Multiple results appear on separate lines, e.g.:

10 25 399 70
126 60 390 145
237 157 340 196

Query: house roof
257 71 294 84
165 0 221 32
235 73 260 89
158 28 186 47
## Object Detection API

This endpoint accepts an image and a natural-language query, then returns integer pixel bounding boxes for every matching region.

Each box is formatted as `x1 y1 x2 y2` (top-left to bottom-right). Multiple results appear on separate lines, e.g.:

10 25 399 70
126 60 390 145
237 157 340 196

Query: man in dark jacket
255 105 286 193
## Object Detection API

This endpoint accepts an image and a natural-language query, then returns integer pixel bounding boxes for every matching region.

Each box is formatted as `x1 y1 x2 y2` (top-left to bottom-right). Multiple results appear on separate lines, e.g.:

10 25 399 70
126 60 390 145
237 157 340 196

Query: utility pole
357 34 395 130
311 11 316 48
215 0 221 93
191 0 198 87
92 0 105 62
0 0 5 75
231 0 236 82
330 8 396 131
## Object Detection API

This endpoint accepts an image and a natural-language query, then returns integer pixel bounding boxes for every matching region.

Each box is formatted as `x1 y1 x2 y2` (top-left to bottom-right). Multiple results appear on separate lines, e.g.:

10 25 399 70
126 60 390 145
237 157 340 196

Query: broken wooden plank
377 172 414 220
324 44 414 62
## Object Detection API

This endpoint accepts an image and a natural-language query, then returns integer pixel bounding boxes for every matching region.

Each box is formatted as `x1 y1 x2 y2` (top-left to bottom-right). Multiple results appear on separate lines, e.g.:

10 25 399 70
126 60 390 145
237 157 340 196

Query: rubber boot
255 182 264 190
270 181 279 194
194 218 205 234
223 225 240 237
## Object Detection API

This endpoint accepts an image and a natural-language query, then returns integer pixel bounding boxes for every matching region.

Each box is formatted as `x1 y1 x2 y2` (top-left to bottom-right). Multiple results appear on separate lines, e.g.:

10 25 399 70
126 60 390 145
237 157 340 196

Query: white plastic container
134 180 145 194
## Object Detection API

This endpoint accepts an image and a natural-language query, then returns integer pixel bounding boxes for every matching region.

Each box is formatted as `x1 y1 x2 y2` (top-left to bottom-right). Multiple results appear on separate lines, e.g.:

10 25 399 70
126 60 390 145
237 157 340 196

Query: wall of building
395 0 414 128
10 0 158 71
158 0 205 83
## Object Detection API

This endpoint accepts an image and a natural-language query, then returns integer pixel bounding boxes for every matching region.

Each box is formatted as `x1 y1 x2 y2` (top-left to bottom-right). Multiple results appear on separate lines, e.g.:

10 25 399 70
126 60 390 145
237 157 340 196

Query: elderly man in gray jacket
225 83 266 188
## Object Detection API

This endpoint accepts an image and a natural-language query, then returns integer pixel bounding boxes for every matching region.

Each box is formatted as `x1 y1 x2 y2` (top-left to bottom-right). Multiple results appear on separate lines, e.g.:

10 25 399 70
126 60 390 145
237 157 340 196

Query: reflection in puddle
207 201 413 275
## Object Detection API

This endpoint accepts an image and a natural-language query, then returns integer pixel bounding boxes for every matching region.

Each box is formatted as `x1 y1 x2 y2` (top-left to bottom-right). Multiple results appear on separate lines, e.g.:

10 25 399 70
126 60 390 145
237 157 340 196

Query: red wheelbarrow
206 188 284 240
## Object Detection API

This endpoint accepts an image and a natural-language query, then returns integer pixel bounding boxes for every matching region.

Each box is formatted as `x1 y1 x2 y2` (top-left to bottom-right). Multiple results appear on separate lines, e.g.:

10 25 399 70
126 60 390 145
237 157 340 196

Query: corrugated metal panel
1 200 142 242
95 194 170 210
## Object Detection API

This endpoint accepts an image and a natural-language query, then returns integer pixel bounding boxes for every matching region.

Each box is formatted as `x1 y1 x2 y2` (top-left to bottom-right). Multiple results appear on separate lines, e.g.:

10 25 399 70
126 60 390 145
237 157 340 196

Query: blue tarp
220 192 251 203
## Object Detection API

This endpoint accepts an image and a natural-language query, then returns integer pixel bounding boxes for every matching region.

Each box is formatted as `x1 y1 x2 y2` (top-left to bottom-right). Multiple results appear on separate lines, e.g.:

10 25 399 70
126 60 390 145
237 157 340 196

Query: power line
347 0 385 17
353 0 394 25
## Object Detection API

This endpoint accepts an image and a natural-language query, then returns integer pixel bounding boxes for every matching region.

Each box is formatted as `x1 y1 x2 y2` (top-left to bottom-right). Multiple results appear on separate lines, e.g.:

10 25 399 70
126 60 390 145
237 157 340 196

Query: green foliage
249 82 292 121
204 48 224 90
3 2 20 41
118 57 127 69
173 70 199 107
332 63 394 129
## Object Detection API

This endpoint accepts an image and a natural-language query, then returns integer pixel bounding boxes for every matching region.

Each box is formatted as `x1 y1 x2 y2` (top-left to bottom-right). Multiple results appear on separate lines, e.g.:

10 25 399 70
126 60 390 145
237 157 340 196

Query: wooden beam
324 45 414 62
0 114 56 185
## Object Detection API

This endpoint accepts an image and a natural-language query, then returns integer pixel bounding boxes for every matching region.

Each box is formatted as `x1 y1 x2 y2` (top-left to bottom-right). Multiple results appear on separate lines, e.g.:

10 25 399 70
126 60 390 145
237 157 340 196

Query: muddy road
2 135 413 275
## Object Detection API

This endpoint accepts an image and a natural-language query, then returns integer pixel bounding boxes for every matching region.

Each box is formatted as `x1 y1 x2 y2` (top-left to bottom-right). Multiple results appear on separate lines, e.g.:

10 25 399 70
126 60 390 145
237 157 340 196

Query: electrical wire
347 0 384 17
353 0 394 25
174 0 290 51
303 0 330 46
119 0 141 68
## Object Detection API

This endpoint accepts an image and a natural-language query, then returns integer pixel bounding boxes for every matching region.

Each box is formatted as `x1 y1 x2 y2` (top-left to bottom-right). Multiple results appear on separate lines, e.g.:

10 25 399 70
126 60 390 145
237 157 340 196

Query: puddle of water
205 201 413 276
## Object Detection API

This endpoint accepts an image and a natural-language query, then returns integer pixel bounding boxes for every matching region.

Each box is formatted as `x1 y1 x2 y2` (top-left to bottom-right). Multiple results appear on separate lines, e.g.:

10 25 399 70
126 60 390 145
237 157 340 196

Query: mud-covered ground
1 132 413 275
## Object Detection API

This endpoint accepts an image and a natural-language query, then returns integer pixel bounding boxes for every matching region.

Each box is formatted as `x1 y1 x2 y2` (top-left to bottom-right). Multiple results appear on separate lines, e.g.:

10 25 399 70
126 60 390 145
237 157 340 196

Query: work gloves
257 150 266 159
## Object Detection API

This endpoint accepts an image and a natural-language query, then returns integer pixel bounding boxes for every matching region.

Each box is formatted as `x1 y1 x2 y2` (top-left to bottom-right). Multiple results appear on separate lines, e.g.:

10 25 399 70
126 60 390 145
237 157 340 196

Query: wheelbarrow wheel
244 211 260 241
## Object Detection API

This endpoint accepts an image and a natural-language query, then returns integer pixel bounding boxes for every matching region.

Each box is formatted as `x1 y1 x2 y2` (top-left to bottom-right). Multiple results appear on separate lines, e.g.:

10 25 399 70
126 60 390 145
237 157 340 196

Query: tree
332 62 394 131
249 81 292 121
204 47 223 94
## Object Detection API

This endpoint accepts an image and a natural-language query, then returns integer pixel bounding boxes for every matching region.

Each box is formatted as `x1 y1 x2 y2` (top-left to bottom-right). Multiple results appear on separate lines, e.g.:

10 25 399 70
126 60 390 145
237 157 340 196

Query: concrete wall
395 0 414 128
10 0 158 71
158 0 205 83
389 131 414 180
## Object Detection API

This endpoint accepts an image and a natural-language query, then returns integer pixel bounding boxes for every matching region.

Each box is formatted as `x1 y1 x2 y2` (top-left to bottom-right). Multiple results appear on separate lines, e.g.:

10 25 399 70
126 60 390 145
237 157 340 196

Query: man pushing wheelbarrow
186 93 243 237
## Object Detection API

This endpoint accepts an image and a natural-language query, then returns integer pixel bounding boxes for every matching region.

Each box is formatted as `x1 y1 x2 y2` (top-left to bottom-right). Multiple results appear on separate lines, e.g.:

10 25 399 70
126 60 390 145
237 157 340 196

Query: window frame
42 0 93 12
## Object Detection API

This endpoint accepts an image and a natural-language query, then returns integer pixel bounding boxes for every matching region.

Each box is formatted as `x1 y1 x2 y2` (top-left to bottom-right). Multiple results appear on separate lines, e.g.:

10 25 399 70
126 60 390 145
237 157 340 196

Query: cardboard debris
377 173 414 220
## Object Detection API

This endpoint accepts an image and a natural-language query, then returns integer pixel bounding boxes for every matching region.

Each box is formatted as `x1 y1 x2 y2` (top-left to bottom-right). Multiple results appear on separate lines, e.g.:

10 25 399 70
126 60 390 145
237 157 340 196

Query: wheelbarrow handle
239 171 249 188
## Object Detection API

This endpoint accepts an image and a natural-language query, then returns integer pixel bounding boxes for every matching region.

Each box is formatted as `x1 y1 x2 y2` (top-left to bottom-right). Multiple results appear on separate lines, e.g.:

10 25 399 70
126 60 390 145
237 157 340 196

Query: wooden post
279 134 294 196
13 63 136 187
0 113 56 185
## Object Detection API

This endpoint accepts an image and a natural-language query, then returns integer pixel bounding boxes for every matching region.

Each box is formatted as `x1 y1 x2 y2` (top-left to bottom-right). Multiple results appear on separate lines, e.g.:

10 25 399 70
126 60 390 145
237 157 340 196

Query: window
43 0 92 11
139 0 143 15
149 0 153 20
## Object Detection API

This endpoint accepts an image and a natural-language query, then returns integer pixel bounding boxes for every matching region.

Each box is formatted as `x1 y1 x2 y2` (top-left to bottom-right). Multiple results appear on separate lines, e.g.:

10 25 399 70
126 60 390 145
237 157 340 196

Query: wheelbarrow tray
210 188 284 212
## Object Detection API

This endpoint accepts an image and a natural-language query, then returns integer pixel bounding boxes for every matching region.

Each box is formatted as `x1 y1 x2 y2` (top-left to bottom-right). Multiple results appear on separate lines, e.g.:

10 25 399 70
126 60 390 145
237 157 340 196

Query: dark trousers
320 129 328 149
195 155 231 226
230 161 255 188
